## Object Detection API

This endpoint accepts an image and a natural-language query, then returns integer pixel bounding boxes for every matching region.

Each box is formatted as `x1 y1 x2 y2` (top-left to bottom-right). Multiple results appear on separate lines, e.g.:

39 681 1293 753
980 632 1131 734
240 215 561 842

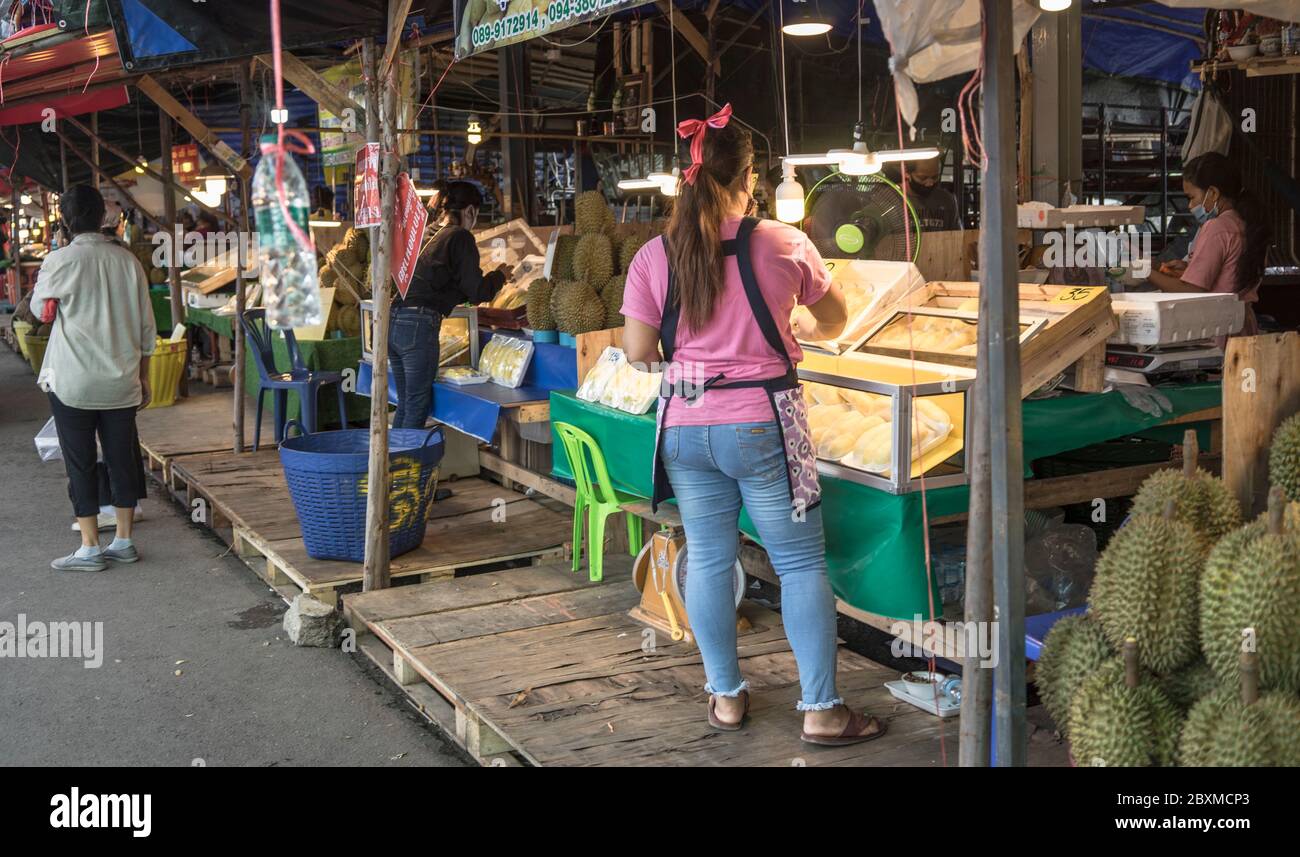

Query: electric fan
802 172 922 263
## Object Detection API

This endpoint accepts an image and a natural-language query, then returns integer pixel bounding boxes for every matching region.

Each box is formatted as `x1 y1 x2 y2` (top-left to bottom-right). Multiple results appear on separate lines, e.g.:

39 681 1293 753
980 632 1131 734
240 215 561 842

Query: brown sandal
800 707 887 746
707 690 750 731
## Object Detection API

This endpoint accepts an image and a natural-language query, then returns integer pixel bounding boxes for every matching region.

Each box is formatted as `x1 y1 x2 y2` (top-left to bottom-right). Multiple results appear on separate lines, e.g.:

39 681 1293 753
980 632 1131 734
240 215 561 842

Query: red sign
391 172 428 300
171 143 200 189
353 143 381 228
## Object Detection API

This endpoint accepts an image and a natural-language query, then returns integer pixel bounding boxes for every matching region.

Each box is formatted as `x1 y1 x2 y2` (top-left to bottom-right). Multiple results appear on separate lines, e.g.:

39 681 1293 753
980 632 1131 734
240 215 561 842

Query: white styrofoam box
1109 292 1245 346
1017 204 1146 230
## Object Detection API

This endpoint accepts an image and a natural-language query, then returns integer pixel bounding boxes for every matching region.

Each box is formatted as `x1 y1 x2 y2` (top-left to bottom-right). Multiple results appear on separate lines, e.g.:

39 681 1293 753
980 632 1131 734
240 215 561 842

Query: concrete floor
0 339 467 767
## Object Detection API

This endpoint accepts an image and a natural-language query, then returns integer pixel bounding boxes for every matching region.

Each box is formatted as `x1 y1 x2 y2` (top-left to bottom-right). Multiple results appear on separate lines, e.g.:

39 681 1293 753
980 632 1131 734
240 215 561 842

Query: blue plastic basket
279 421 445 562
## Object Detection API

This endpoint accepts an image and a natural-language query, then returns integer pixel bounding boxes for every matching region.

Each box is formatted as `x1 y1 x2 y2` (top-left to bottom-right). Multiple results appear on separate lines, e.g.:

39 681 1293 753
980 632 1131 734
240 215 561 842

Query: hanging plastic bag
1182 89 1232 162
34 417 62 462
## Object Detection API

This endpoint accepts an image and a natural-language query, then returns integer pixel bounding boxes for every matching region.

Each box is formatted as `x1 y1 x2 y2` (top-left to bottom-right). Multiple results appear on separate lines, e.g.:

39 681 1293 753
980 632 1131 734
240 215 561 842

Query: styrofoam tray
884 680 960 717
1109 291 1245 346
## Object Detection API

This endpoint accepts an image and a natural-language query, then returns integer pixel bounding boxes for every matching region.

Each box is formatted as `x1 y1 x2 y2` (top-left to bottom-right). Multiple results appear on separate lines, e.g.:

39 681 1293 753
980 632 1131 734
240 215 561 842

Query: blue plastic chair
240 309 348 450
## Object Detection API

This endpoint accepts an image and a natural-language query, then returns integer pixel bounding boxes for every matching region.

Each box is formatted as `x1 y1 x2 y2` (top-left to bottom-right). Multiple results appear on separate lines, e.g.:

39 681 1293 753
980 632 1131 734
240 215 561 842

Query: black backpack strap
732 217 794 370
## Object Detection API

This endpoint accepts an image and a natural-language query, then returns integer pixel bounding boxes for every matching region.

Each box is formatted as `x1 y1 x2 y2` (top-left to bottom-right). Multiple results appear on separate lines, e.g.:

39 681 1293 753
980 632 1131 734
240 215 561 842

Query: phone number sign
456 0 653 59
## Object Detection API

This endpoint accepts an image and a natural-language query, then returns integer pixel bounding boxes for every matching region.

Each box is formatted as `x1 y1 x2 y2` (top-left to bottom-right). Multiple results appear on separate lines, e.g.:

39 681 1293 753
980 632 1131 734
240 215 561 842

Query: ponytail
1184 152 1271 294
665 121 753 331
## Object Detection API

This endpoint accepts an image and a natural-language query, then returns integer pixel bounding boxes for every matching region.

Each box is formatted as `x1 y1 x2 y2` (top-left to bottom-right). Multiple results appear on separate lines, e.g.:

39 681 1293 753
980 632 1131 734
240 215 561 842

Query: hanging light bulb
466 114 483 146
646 165 680 197
782 1 832 37
616 177 662 192
774 162 805 223
1039 0 1072 11
20 193 32 205
135 157 147 175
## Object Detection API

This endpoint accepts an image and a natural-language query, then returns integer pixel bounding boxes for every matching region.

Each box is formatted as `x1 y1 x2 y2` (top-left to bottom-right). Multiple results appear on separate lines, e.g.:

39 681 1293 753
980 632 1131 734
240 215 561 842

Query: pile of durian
1036 425 1300 766
318 228 370 338
532 190 652 336
804 381 952 474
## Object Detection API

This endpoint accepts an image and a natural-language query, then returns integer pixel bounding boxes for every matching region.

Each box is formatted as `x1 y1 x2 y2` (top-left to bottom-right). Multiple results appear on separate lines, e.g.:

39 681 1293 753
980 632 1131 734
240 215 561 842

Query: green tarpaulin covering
550 383 1221 620
186 307 367 426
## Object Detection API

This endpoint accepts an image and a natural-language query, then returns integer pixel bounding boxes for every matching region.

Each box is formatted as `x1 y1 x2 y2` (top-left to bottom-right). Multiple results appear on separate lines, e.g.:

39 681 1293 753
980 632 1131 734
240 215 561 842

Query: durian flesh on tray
791 259 926 353
869 310 980 355
598 359 661 415
803 381 952 474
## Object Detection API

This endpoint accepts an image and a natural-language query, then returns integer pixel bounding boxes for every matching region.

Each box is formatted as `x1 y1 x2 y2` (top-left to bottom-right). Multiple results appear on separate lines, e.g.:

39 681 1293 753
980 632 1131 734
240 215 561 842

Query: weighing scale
1105 343 1224 383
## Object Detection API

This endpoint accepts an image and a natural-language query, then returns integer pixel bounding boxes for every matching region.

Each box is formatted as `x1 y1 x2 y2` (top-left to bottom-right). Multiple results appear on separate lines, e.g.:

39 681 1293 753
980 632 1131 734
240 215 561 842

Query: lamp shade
783 1 832 37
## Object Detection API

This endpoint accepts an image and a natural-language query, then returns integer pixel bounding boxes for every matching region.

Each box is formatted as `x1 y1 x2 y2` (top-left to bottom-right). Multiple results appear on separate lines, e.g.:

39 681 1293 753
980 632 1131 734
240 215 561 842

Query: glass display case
798 350 973 495
360 301 479 368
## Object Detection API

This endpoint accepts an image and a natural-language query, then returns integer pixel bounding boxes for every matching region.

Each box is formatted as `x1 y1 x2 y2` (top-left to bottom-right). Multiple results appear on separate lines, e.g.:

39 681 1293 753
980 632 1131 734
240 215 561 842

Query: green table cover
550 383 1221 620
149 287 173 334
186 307 366 426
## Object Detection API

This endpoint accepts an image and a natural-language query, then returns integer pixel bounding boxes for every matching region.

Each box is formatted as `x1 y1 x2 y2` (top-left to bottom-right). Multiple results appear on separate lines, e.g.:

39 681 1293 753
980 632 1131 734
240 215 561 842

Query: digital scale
1104 343 1224 384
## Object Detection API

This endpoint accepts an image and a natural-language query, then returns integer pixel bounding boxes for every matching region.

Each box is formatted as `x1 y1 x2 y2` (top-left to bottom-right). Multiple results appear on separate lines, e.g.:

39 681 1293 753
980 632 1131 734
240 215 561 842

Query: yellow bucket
12 319 32 361
147 338 187 408
25 334 49 375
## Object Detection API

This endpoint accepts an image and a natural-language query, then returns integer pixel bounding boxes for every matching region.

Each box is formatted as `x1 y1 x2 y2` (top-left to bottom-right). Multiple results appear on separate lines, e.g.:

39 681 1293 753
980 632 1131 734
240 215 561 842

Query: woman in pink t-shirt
621 107 886 746
1148 152 1271 342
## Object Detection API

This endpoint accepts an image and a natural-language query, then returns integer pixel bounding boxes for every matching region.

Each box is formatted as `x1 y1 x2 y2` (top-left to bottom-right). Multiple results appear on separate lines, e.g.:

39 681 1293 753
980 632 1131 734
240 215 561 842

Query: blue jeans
388 306 440 429
661 421 841 711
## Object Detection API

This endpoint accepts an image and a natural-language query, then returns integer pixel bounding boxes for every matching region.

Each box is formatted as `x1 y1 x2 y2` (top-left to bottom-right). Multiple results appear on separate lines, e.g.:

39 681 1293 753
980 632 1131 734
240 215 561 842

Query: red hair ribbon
677 102 733 186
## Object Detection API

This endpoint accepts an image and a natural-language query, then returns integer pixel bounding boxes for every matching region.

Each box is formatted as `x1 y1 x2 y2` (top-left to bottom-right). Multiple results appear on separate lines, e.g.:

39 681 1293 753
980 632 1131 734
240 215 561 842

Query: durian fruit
551 234 579 281
618 233 648 273
1200 487 1300 693
1128 430 1241 554
603 275 626 328
1068 640 1182 767
573 233 614 290
1035 614 1114 737
335 304 361 338
1179 639 1300 766
1089 500 1203 673
1268 413 1300 503
526 278 556 331
551 280 606 335
1156 658 1221 713
575 190 614 236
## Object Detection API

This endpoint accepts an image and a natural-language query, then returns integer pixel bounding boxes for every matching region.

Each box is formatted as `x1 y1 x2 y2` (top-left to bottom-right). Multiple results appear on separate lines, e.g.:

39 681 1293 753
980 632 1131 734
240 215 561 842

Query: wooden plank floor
135 388 274 480
345 557 989 767
168 447 569 605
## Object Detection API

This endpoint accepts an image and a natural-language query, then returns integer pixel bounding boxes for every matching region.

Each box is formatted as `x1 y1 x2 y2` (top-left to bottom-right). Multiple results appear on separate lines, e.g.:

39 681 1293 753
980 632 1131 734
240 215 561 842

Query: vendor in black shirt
389 181 508 429
889 156 961 232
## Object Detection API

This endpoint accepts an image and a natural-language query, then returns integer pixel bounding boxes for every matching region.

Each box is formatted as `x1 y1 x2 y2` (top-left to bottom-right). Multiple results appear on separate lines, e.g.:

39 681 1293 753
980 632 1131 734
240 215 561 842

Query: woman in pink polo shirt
1148 152 1271 343
620 105 885 746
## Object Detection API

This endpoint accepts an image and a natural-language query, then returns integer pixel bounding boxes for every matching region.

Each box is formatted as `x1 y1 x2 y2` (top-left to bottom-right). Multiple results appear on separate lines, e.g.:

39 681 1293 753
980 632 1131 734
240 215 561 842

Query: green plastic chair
553 421 644 582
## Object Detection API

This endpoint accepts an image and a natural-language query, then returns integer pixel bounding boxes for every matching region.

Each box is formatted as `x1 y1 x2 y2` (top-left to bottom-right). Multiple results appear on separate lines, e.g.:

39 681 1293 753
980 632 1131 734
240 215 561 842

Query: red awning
0 85 129 126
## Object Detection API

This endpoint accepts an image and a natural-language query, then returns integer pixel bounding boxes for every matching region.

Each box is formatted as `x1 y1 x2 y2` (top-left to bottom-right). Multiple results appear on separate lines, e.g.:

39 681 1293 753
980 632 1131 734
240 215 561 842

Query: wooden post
362 31 397 592
58 122 69 191
1223 333 1300 517
90 113 100 190
159 114 186 340
959 330 993 767
233 63 254 453
1016 45 1032 204
981 0 1026 768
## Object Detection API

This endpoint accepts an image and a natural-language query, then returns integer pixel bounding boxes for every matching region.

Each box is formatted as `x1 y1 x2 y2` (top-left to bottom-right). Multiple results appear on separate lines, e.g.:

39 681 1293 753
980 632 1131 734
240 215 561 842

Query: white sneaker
71 507 144 532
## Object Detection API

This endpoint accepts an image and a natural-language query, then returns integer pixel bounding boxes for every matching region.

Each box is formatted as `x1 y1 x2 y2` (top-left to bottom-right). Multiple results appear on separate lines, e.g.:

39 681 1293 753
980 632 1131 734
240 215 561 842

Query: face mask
1191 191 1219 224
911 181 937 198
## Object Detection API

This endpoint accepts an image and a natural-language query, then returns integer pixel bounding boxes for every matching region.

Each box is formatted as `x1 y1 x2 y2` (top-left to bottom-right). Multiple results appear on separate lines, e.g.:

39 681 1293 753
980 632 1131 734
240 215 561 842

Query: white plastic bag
35 417 62 462
576 346 625 402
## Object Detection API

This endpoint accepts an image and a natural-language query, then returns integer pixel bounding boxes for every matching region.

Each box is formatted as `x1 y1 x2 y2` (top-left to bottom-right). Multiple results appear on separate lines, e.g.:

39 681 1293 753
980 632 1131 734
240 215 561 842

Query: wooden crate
851 281 1117 397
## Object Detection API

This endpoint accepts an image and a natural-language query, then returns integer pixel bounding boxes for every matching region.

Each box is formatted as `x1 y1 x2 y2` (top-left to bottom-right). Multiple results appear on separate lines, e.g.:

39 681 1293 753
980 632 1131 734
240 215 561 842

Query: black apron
650 217 822 514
